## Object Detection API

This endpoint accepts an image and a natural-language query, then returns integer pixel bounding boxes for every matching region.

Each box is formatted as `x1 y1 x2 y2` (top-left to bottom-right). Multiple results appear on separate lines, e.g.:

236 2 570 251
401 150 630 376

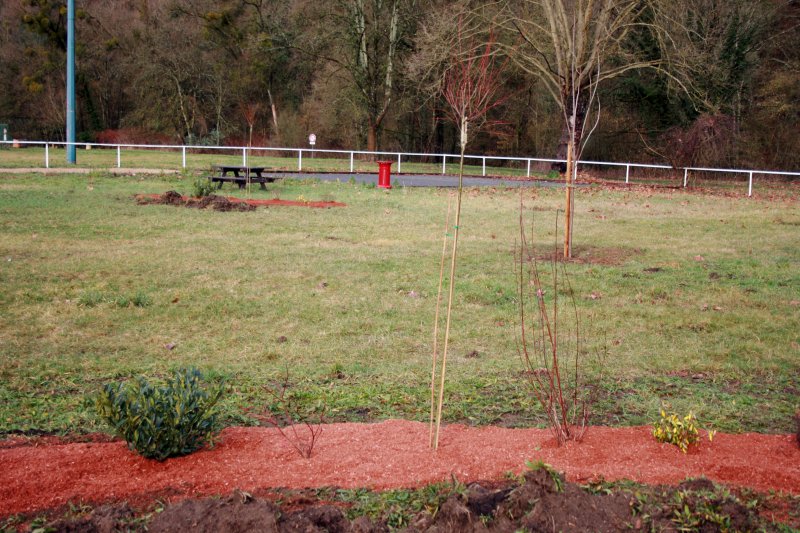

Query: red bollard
377 160 393 189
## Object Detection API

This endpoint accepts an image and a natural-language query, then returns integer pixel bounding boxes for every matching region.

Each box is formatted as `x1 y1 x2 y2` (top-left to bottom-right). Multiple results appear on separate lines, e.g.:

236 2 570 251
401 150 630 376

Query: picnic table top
212 164 267 171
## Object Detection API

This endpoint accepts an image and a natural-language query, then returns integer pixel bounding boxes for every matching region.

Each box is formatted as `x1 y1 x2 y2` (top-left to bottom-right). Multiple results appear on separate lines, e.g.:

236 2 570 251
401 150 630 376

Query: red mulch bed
1 420 798 518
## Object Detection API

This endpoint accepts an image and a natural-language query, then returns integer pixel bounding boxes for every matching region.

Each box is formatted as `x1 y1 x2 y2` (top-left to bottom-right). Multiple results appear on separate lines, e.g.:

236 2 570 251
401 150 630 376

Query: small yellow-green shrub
653 410 715 453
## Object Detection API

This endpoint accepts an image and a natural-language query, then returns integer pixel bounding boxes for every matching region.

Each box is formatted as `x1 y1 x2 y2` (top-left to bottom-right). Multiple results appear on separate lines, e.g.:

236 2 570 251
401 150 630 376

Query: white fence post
397 153 401 173
298 150 303 171
625 164 630 184
242 148 246 166
350 152 354 173
748 171 753 197
526 159 531 178
482 157 486 176
182 146 186 169
683 168 688 187
442 155 446 175
116 145 121 168
45 144 49 168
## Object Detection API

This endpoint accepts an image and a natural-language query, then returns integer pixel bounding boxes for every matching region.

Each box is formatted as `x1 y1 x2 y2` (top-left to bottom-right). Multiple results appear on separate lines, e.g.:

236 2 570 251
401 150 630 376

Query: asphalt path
266 172 566 188
0 167 570 188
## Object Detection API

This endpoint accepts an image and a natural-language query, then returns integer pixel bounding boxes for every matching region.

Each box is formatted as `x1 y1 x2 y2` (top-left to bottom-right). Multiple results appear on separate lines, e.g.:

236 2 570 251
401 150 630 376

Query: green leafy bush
653 410 714 453
95 368 224 460
192 178 215 198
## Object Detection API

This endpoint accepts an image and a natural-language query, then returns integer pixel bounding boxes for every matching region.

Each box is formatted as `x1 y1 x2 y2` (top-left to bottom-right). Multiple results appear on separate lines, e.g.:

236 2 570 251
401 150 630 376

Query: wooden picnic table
209 165 277 190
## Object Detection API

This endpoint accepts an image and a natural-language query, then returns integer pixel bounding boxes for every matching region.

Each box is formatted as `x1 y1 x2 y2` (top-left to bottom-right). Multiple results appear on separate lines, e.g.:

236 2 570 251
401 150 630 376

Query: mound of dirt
42 471 771 532
160 190 184 205
488 468 635 532
136 191 256 211
149 492 281 533
194 194 256 212
135 192 346 210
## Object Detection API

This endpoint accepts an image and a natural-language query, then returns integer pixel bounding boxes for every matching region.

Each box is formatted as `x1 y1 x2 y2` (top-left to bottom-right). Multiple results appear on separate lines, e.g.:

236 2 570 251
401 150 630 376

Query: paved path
0 167 567 188
270 172 564 188
0 167 179 175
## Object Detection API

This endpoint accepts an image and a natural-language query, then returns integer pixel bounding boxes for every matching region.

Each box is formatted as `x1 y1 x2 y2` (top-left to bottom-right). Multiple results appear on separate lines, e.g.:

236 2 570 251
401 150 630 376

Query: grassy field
0 172 798 436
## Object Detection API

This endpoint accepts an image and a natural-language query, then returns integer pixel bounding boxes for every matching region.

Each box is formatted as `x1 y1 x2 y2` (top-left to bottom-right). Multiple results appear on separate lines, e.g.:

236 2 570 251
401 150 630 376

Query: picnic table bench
209 165 279 190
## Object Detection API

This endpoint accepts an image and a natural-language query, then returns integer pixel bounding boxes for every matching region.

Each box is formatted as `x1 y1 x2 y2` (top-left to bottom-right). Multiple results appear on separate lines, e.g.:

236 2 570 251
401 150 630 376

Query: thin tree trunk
173 77 192 141
564 140 574 259
555 97 587 171
267 88 279 138
367 118 378 155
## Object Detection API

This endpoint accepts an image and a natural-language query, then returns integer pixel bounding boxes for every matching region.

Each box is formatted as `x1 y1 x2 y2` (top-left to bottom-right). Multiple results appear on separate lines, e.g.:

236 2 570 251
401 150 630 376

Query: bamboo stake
245 146 251 199
433 121 467 450
429 193 453 447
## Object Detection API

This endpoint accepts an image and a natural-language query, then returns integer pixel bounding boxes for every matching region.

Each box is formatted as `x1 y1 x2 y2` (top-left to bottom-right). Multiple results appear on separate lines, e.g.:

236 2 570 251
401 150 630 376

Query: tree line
0 0 798 170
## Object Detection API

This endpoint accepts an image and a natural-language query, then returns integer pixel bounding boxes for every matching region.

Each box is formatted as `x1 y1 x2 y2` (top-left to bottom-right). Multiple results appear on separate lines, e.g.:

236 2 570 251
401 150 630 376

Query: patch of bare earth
52 473 772 532
535 245 639 266
135 191 346 210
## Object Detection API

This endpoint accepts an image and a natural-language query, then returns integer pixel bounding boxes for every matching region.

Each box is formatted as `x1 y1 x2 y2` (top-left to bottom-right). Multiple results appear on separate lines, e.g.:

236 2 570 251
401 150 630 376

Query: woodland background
1 0 798 170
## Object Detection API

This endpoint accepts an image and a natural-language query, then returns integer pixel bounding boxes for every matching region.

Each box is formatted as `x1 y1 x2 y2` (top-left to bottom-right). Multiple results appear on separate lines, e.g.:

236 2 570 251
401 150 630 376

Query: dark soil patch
42 503 137 532
136 191 254 211
536 245 640 266
135 192 346 210
35 470 788 532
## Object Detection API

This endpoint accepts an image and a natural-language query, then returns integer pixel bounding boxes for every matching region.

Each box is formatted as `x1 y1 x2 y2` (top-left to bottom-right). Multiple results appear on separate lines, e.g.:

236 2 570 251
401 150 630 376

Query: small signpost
309 133 316 158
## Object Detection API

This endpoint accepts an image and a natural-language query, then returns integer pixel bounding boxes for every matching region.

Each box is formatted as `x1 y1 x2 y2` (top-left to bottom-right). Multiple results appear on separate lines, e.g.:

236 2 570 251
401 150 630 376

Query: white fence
2 140 799 197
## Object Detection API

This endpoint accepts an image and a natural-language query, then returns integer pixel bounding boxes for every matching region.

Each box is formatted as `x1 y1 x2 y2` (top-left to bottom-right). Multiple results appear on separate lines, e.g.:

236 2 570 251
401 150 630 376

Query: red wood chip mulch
1 420 798 517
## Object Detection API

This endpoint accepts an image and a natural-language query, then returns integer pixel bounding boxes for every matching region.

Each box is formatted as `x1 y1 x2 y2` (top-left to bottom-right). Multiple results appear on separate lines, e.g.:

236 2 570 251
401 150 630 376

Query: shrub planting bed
1 421 798 530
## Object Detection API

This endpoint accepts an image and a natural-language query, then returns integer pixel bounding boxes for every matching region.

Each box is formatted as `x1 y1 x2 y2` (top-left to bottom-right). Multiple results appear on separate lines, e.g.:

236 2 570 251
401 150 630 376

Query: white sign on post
308 133 317 147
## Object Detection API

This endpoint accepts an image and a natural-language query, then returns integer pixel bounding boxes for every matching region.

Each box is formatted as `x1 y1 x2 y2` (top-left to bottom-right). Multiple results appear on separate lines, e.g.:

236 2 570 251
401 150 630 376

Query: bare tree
301 0 414 153
647 0 773 168
430 18 508 450
498 0 655 257
649 0 768 120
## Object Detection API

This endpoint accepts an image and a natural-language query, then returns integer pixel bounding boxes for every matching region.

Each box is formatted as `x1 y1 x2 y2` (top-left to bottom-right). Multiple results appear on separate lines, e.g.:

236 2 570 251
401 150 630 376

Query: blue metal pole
66 0 76 164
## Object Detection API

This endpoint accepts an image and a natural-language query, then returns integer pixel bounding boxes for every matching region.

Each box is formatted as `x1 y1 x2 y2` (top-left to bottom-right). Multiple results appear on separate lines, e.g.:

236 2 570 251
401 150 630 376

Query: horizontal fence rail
1 140 799 197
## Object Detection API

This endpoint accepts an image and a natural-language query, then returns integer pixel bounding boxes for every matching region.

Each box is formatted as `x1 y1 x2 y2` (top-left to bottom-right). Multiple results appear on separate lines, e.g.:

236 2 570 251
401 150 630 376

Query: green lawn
0 172 797 435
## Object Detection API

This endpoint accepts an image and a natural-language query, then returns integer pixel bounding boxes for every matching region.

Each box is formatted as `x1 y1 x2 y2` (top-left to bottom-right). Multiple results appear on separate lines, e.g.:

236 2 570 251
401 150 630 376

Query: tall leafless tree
301 0 414 153
430 17 509 450
498 0 656 257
